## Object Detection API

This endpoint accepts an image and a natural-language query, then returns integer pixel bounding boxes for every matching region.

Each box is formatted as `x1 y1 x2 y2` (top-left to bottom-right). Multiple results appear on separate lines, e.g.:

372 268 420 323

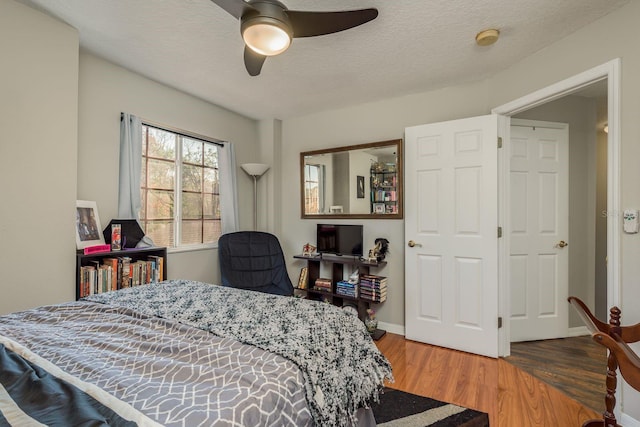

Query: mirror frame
300 139 403 219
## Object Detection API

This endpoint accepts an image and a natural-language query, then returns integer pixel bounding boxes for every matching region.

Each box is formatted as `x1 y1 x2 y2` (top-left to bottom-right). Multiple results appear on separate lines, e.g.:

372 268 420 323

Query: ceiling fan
210 0 378 76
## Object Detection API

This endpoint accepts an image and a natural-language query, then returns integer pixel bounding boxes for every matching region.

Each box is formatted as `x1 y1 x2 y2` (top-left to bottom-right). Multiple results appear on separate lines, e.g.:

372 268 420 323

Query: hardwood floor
505 336 607 412
375 333 601 426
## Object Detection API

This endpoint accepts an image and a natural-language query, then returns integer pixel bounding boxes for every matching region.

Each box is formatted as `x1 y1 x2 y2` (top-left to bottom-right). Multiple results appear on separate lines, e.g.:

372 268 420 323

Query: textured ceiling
15 0 628 120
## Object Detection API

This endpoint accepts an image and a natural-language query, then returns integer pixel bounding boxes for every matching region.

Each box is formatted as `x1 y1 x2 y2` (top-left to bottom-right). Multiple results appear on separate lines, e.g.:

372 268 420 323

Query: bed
0 280 393 426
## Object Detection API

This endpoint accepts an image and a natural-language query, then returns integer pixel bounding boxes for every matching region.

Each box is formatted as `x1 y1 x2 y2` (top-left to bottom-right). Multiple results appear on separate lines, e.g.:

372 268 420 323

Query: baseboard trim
621 413 640 427
378 321 404 336
567 326 590 337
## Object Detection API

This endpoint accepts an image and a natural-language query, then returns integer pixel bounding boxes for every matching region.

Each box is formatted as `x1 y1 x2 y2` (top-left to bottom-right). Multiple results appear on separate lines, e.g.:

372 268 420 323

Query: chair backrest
218 231 294 296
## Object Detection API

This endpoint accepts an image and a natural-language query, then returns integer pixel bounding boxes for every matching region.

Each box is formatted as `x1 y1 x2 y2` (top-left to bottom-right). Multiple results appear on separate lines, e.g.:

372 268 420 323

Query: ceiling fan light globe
242 22 291 56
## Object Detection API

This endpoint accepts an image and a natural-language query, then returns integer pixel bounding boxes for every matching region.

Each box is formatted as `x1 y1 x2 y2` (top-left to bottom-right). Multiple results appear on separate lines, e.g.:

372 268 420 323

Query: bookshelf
370 168 398 215
293 254 387 340
76 247 167 300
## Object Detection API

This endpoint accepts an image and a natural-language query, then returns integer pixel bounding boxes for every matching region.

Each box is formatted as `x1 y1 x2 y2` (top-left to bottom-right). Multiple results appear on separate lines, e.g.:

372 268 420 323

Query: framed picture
357 175 365 199
75 200 105 249
373 203 385 214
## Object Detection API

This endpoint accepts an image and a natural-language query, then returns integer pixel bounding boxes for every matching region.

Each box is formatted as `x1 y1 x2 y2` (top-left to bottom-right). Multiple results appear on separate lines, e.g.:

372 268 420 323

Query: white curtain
219 141 239 233
118 113 142 219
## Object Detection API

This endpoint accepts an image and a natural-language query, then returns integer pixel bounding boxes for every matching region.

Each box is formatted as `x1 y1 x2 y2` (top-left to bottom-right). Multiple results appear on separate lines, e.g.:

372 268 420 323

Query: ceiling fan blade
210 0 256 19
287 8 378 38
244 46 267 76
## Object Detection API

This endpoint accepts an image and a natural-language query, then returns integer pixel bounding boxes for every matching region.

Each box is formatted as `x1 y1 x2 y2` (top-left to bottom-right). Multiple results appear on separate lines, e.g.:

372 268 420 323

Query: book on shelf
313 277 332 292
121 257 132 288
101 258 119 291
359 292 387 300
297 267 308 289
148 255 164 282
336 280 358 298
372 190 397 202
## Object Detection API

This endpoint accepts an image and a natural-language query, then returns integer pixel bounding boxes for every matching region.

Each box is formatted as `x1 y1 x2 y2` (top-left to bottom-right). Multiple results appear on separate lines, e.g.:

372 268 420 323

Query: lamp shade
243 24 291 56
241 163 270 177
242 17 292 56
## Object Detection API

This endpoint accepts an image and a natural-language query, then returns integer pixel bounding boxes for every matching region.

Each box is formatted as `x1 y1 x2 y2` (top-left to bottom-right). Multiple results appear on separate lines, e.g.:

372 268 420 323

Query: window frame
140 121 224 253
304 163 321 215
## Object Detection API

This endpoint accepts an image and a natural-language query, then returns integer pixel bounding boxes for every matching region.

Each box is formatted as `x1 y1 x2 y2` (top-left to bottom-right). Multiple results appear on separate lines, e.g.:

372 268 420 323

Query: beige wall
595 98 608 321
0 0 79 314
77 52 260 285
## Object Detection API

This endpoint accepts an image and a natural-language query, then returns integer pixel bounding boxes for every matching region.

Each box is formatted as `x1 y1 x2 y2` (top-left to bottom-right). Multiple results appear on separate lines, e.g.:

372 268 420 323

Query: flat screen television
316 224 363 257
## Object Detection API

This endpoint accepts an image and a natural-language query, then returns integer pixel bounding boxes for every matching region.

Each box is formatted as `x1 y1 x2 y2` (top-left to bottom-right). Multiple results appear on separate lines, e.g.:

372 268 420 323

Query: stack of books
336 280 358 298
313 278 332 293
359 274 387 303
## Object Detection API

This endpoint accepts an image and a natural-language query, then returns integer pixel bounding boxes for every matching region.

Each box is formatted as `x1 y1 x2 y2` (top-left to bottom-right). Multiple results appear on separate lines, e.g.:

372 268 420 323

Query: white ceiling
16 0 628 120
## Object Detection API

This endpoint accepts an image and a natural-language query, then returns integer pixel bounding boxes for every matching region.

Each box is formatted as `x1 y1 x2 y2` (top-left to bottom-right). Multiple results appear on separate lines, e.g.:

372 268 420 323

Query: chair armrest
593 331 640 392
568 296 610 334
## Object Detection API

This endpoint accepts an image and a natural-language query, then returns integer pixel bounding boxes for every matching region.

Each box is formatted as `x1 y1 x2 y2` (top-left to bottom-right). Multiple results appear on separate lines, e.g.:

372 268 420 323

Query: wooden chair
568 296 640 427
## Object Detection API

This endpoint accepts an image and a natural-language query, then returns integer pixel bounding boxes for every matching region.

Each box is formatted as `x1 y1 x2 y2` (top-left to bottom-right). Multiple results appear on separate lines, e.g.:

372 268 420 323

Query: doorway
402 59 620 360
508 119 570 343
493 58 620 357
501 81 610 409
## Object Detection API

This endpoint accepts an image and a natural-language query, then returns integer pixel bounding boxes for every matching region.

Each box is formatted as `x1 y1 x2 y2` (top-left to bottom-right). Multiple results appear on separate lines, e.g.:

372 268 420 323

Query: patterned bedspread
0 301 312 426
85 280 394 426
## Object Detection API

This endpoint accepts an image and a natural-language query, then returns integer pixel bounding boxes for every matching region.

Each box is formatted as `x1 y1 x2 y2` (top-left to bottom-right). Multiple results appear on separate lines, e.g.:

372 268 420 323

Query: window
140 124 222 249
304 164 320 214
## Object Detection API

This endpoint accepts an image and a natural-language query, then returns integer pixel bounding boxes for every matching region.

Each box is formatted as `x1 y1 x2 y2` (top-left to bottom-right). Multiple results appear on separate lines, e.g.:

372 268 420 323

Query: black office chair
218 231 294 296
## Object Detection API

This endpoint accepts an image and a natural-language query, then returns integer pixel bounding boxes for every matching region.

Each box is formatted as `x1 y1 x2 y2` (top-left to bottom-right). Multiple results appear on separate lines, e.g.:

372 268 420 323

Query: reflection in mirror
300 139 403 219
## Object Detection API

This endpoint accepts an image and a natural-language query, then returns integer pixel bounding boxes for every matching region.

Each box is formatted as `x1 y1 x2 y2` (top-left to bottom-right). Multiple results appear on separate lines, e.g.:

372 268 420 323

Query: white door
509 120 569 342
405 115 499 358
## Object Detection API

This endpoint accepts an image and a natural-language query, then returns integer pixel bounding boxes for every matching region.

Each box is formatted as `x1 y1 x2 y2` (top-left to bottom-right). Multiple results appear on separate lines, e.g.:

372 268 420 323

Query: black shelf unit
294 254 387 340
76 246 167 300
370 169 398 214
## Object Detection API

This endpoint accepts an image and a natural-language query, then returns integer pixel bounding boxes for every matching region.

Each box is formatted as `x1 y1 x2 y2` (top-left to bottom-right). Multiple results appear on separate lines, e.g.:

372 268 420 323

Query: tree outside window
140 125 221 248
304 164 320 214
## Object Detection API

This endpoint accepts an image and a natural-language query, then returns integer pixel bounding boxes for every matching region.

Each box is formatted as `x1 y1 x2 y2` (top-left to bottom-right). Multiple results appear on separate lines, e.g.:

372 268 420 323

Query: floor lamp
241 163 270 230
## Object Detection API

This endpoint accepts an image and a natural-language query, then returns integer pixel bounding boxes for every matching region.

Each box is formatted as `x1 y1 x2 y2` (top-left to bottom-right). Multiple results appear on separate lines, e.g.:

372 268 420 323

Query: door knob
408 240 422 248
556 240 568 248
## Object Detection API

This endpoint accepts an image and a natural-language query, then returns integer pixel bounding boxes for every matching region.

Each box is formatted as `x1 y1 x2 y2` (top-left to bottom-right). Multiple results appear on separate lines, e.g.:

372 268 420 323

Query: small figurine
367 238 389 263
302 242 316 257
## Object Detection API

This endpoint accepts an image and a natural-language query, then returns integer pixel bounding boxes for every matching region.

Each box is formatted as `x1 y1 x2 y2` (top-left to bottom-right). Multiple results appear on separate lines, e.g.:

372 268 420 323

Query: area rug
370 388 490 427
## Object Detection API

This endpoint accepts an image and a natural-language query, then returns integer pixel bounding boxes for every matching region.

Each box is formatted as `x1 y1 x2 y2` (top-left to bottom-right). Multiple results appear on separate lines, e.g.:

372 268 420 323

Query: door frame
492 58 621 357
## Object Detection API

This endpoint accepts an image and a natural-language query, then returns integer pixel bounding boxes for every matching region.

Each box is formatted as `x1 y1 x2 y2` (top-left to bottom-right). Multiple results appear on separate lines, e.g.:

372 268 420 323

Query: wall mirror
301 139 403 219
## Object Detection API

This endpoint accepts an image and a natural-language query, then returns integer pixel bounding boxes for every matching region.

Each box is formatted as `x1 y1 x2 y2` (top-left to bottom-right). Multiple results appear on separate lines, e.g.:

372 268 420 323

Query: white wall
77 52 260 285
0 0 79 314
